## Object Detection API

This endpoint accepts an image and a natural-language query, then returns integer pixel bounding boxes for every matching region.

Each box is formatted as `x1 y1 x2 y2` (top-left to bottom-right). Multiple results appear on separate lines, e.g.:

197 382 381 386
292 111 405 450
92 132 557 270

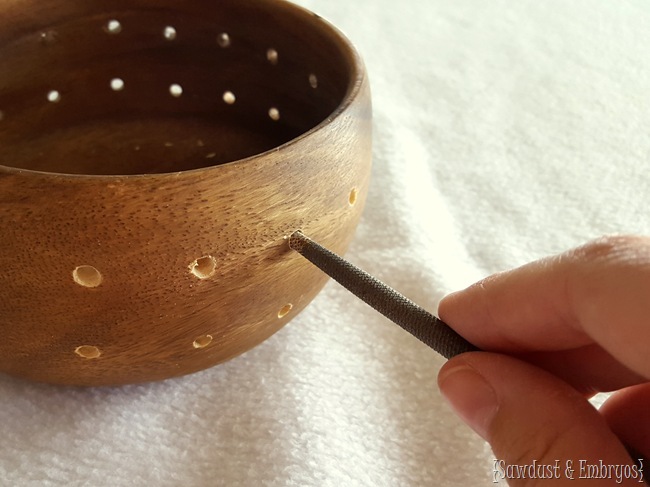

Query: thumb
438 353 641 485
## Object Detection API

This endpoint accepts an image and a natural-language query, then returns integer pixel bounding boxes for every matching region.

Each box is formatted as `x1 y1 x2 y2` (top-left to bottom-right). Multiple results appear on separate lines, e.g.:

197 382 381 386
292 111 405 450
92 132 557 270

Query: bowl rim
0 0 367 181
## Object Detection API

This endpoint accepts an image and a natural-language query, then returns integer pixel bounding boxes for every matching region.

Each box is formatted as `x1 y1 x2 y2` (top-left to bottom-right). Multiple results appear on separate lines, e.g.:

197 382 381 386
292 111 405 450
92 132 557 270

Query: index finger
438 235 650 379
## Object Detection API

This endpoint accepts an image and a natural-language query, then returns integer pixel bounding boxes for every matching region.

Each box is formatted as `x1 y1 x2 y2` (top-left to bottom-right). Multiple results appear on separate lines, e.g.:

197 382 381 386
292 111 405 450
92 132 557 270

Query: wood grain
0 0 372 385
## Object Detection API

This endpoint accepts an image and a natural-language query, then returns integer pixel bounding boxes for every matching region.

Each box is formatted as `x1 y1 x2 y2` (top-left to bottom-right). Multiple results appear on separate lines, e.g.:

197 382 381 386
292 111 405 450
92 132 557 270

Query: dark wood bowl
0 0 371 385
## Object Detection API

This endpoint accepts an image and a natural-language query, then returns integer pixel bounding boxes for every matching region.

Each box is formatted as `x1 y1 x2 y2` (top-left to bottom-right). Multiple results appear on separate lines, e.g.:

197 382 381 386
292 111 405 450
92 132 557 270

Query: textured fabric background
2 1 650 485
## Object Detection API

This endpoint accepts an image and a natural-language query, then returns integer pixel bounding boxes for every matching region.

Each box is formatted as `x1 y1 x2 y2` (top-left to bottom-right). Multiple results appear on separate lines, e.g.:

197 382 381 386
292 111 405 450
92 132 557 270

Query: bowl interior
0 0 355 175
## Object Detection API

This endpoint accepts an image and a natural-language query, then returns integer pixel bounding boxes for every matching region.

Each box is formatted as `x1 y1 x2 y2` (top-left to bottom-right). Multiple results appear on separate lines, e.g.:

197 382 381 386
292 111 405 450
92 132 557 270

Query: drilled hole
278 303 293 318
104 19 122 34
266 48 278 65
169 84 183 97
75 345 102 359
217 32 230 47
309 73 318 89
163 26 176 40
205 152 216 159
164 141 174 147
222 91 236 104
189 255 216 279
110 78 124 91
72 265 103 287
47 90 61 103
39 30 58 45
349 188 358 206
268 107 280 121
193 334 213 349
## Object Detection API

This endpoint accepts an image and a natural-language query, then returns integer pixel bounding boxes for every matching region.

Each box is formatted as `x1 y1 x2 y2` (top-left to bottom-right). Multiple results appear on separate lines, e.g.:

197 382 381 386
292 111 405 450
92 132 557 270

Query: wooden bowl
0 0 371 386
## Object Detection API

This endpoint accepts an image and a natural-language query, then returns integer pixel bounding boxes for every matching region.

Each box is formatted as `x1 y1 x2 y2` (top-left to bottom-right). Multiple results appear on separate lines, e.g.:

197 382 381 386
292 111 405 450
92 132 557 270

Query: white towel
2 0 649 485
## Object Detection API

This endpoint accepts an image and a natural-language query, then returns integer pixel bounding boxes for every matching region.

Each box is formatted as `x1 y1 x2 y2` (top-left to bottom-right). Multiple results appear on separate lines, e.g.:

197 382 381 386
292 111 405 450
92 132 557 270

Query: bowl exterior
0 74 371 386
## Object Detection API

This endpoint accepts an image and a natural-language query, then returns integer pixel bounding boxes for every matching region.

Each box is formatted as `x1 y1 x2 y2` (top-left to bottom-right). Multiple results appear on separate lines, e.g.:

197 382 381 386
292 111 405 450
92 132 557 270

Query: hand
437 236 650 485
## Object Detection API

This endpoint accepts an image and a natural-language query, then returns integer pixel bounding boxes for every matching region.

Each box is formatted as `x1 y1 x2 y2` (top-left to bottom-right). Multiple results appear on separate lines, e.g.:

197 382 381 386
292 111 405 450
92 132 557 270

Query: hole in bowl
193 334 213 348
39 30 58 45
163 26 177 40
110 78 125 91
47 90 61 103
189 255 216 279
72 265 103 288
266 48 278 65
277 303 293 318
75 345 102 359
309 74 318 88
169 84 183 97
268 107 280 121
348 188 358 206
217 32 230 47
104 19 122 34
222 91 236 104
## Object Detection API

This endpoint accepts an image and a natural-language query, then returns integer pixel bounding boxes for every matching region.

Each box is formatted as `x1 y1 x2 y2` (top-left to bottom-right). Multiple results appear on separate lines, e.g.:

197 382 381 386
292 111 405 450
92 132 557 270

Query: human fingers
439 235 650 379
600 383 650 462
516 344 645 395
438 352 641 486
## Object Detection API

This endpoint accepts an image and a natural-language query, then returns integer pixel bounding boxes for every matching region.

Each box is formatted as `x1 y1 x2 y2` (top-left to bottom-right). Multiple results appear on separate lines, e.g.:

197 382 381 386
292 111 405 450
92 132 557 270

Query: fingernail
438 365 498 440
